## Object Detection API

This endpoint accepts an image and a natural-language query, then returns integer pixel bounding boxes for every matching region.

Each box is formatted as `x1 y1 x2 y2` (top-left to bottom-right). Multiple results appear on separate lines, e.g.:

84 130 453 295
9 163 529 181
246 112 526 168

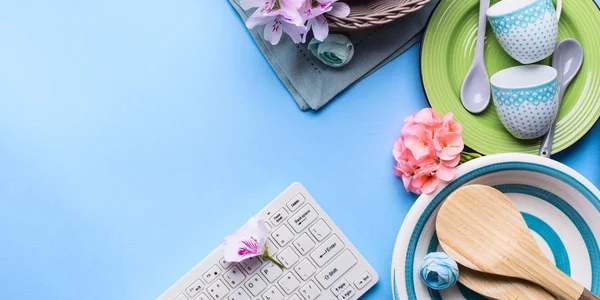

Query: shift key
315 250 357 288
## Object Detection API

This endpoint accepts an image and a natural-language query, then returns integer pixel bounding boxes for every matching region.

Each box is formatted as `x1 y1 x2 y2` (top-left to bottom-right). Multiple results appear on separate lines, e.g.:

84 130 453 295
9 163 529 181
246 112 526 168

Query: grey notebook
229 0 441 110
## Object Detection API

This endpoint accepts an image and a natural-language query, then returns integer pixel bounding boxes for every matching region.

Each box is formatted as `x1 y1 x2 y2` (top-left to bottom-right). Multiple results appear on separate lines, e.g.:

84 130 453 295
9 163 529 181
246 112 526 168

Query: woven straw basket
326 0 433 31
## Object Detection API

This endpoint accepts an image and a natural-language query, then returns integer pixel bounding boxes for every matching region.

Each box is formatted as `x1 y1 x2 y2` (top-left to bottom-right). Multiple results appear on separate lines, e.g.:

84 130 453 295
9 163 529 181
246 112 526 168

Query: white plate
391 153 600 299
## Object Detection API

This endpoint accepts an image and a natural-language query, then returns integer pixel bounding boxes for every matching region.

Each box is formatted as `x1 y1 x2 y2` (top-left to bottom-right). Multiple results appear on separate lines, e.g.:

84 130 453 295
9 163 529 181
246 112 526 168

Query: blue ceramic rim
487 0 548 20
395 161 600 300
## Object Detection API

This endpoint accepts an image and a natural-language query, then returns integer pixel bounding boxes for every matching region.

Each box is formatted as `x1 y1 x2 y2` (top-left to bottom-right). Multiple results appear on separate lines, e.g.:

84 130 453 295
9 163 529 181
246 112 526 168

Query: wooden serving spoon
436 184 599 300
458 265 555 299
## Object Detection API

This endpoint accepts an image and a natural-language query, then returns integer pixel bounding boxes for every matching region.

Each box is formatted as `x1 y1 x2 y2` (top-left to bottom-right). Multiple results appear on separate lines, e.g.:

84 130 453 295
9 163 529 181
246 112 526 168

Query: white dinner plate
391 153 600 299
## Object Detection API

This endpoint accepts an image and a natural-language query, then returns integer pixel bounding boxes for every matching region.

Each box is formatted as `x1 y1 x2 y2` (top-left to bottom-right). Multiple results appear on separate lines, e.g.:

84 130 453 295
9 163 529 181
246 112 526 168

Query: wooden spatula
458 265 555 299
436 184 599 300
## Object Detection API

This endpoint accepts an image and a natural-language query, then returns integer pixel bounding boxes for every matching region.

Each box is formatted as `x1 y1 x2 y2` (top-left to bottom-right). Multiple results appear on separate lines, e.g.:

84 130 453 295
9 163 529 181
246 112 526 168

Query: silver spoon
539 38 584 158
460 0 491 114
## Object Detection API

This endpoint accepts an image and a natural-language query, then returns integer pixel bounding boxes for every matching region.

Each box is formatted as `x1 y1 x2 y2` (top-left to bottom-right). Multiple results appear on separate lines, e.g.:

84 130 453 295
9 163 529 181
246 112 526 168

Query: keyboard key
337 286 356 300
262 286 285 300
288 295 302 300
240 257 262 275
173 294 187 300
245 274 267 296
195 293 210 300
292 233 316 255
185 279 204 298
315 250 357 288
278 272 301 294
219 258 233 269
331 279 350 296
228 288 251 300
310 234 345 267
272 224 294 247
260 262 283 283
277 247 299 268
309 219 332 241
264 222 272 232
288 204 319 233
293 259 317 281
265 238 279 255
299 280 321 300
207 279 229 300
353 272 372 289
270 208 288 227
224 266 246 288
203 265 222 283
287 193 305 211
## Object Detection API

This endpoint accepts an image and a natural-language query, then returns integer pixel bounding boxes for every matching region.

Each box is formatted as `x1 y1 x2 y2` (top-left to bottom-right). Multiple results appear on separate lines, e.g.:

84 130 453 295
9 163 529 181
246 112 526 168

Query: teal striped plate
391 153 600 299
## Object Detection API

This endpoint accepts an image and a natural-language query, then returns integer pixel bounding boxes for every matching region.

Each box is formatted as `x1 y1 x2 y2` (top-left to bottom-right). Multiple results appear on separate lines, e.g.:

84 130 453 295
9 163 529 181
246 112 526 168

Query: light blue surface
0 1 599 299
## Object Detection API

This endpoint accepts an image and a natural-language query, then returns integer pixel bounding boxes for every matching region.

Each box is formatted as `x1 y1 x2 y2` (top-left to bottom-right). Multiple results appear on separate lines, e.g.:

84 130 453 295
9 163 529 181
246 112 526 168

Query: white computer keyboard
158 182 379 300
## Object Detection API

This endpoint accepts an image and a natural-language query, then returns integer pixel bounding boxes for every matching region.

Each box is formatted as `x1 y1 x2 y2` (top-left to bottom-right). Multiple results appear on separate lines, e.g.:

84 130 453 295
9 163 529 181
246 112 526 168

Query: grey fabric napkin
229 0 441 110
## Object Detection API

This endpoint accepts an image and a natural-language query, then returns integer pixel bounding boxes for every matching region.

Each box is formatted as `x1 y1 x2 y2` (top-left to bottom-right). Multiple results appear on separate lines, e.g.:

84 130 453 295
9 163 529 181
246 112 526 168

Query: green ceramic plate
421 0 600 155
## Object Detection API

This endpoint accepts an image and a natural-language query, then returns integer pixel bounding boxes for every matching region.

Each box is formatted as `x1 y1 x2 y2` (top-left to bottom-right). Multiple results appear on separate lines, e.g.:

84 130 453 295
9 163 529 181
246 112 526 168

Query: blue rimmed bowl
391 153 600 300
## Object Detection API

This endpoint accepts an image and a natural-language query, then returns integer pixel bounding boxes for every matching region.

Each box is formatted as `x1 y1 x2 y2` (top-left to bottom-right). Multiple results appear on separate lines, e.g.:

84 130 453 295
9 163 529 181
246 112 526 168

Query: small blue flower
308 34 354 68
419 252 459 290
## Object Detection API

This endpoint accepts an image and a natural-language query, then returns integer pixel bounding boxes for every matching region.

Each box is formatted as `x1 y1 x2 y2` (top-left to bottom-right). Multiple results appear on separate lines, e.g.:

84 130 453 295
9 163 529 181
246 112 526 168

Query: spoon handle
474 0 490 61
580 289 600 300
539 86 567 158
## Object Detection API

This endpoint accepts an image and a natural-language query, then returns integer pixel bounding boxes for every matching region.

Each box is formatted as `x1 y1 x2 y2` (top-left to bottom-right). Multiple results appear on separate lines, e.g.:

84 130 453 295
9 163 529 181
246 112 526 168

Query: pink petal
328 2 351 17
311 15 329 41
264 17 284 45
403 124 433 160
282 22 306 43
403 175 420 194
281 0 305 9
441 155 461 167
414 108 441 129
442 112 462 133
223 218 269 262
246 10 271 29
404 136 430 160
436 163 456 182
393 140 404 161
421 175 440 194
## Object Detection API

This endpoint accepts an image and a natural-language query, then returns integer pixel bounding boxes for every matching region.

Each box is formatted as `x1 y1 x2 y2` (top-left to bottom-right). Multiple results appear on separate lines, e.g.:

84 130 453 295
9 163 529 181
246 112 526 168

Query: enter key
310 234 345 267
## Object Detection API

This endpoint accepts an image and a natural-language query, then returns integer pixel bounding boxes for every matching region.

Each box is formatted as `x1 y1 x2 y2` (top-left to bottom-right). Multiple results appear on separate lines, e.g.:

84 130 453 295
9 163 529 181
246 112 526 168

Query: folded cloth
228 0 441 110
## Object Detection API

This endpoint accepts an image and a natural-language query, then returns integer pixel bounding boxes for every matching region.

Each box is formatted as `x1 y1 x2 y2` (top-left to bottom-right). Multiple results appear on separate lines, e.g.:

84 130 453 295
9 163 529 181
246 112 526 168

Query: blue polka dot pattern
488 0 559 64
492 80 559 139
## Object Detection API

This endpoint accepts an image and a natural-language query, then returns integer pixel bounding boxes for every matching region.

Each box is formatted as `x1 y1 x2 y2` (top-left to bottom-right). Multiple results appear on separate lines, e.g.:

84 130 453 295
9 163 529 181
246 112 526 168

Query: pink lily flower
223 218 284 268
244 0 308 45
301 0 350 42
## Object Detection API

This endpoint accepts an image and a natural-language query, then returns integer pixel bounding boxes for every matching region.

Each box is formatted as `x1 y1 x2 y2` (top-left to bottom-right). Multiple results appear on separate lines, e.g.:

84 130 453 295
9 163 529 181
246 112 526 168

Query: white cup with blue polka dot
487 0 562 64
490 65 559 139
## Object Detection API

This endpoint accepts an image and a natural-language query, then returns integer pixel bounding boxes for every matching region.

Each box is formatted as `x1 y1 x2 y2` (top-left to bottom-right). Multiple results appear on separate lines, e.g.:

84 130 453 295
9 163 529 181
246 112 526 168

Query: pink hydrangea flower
223 218 284 268
392 108 467 195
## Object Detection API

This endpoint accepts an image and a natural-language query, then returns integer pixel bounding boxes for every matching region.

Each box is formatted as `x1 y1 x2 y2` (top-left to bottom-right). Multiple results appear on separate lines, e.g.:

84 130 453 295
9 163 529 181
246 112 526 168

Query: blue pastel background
1 1 599 299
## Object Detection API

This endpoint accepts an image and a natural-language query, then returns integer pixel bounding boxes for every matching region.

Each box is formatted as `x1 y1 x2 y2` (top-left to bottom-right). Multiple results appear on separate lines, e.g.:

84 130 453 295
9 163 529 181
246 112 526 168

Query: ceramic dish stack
391 153 600 299
420 0 600 155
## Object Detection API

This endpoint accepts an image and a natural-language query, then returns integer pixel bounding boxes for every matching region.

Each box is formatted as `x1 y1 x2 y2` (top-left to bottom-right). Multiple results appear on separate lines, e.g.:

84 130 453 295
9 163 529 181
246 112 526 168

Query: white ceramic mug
487 0 562 64
490 65 559 139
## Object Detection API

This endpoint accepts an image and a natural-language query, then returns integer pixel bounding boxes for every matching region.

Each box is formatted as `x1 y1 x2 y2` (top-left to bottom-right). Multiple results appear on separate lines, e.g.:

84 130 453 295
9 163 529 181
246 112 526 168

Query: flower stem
459 151 482 164
262 254 285 269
